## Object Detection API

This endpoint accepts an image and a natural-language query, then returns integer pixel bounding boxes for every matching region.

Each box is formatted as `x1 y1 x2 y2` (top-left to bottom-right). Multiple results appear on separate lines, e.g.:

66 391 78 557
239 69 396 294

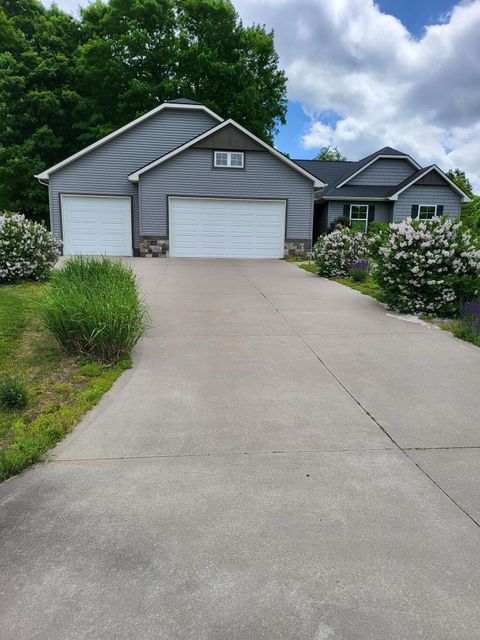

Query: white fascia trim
128 119 325 188
34 103 223 180
335 154 422 188
323 196 388 201
389 165 472 202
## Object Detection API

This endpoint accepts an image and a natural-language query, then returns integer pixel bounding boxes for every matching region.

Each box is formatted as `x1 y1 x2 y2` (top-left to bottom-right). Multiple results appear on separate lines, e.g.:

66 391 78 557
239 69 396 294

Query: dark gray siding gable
48 108 217 247
139 148 314 239
193 123 263 151
349 159 416 186
393 185 461 221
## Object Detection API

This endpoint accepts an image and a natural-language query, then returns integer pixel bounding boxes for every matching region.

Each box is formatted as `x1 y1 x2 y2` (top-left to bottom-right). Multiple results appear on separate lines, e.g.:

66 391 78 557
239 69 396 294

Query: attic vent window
214 151 244 168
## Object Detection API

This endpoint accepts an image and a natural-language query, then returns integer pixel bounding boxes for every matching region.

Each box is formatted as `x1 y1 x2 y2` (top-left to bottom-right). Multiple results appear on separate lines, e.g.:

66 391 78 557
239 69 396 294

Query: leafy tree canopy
314 146 347 161
446 168 474 198
0 0 287 221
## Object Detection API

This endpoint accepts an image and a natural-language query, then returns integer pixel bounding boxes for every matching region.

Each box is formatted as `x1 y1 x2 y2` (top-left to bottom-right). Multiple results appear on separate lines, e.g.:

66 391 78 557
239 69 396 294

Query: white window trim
417 204 437 220
349 203 369 232
214 150 244 168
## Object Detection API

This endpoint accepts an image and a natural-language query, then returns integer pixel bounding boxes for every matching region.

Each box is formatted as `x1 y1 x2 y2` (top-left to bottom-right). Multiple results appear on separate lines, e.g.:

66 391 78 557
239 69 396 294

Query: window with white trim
418 205 437 220
350 204 369 233
214 151 244 168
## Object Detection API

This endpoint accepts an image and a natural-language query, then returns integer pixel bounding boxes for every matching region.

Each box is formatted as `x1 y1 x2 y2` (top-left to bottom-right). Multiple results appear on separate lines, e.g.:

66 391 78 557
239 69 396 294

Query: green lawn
0 283 130 481
334 277 387 302
295 262 386 301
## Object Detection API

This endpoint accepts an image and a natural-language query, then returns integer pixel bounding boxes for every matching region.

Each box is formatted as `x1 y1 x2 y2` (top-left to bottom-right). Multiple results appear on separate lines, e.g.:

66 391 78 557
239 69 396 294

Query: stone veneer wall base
139 237 311 258
139 237 169 257
284 240 312 258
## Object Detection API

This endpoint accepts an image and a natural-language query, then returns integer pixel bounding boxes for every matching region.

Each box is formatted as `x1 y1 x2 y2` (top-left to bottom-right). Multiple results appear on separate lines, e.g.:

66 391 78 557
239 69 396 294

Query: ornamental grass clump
42 257 147 363
0 377 29 410
0 212 61 282
313 228 368 278
376 217 480 315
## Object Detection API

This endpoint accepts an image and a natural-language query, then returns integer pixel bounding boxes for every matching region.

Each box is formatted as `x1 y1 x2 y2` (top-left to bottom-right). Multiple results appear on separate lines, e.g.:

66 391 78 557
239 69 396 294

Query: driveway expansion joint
236 262 480 530
50 446 396 463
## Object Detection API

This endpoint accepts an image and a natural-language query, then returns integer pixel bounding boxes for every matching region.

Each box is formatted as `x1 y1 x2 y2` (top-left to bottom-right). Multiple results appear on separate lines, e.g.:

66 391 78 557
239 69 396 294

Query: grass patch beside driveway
334 276 387 303
0 282 130 481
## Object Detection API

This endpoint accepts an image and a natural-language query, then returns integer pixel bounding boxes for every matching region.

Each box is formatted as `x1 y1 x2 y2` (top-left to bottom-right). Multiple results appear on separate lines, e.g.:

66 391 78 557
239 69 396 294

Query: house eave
34 103 223 180
320 196 389 202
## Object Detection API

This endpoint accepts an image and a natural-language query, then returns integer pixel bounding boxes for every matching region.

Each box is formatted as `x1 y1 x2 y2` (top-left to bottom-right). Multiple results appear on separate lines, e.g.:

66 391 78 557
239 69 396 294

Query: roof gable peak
35 100 222 180
335 147 421 188
128 118 325 187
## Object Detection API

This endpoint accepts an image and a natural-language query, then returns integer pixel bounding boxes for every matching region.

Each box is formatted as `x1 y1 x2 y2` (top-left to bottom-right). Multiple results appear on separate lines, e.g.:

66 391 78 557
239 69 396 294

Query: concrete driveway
1 259 480 639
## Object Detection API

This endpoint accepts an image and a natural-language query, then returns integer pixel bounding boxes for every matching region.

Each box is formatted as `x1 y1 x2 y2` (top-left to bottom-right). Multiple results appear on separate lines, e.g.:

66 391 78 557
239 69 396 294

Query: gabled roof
295 150 471 203
166 98 201 105
35 101 223 180
293 159 357 187
294 149 420 196
128 119 326 188
334 146 421 188
389 165 472 202
321 185 395 200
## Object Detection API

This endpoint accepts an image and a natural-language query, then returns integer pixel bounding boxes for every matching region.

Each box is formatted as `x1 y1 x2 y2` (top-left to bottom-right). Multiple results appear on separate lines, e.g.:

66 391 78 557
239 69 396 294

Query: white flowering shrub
0 213 62 282
376 217 480 315
313 229 368 278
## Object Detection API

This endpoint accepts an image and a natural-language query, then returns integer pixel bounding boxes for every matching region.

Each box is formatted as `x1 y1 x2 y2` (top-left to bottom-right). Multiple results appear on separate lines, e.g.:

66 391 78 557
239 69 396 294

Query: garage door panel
62 196 132 256
169 198 285 259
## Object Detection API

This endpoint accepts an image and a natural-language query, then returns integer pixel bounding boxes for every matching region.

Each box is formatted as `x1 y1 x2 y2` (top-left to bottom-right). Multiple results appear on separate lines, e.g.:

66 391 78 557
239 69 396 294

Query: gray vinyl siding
349 159 416 186
48 109 217 247
139 148 314 239
327 201 393 225
393 185 461 221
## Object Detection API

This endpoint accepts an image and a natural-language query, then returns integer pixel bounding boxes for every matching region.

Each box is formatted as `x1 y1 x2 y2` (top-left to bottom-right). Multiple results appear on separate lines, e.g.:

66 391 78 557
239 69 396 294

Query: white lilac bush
0 213 62 282
375 217 480 315
313 228 368 278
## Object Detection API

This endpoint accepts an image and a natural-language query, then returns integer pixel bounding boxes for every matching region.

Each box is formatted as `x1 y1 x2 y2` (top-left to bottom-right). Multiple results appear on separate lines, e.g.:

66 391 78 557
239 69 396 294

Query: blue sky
275 0 459 159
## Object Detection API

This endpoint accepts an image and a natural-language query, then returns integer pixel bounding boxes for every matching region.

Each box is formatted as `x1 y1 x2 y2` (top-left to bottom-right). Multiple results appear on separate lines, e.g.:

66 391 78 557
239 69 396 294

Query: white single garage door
61 195 132 256
169 197 286 258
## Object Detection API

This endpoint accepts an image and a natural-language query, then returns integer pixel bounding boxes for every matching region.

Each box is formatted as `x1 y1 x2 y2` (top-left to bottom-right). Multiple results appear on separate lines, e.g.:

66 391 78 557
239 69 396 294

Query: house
35 101 471 258
295 147 471 242
35 98 323 259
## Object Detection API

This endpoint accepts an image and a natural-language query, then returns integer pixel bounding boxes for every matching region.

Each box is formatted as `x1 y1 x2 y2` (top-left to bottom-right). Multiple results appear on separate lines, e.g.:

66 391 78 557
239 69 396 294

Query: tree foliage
0 0 287 222
0 0 81 221
445 169 480 238
446 168 473 198
314 146 347 161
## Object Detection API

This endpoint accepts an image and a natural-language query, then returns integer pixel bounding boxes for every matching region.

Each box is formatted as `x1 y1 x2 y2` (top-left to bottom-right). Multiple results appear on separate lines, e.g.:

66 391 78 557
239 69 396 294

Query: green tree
446 168 474 198
445 169 479 238
73 0 178 144
0 0 287 220
75 0 287 145
314 146 347 161
0 0 81 221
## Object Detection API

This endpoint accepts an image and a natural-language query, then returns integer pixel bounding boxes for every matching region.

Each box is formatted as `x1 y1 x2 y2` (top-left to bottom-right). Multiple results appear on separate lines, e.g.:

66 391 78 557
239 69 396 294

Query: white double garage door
62 195 286 259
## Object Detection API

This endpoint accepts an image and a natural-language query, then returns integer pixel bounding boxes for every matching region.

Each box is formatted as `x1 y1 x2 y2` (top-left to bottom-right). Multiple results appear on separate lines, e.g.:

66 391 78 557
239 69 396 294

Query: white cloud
301 121 334 149
235 0 480 190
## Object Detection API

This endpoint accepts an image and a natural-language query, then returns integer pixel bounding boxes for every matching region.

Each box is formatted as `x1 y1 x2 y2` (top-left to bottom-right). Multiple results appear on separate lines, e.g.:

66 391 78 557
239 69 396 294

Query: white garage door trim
168 196 286 259
61 194 133 257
